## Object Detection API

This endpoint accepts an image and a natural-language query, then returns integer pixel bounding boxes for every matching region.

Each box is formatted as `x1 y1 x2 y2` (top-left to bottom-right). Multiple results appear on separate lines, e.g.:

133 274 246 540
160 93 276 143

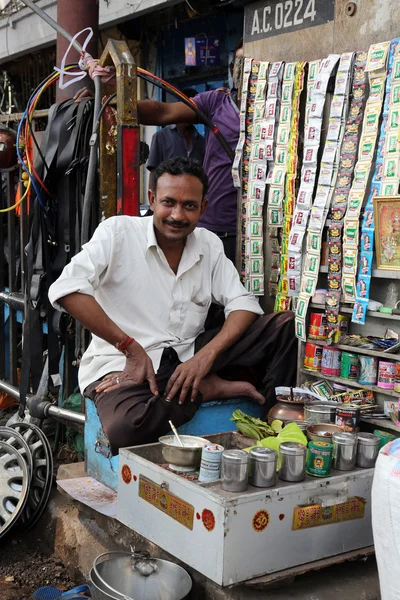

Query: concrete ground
24 461 378 600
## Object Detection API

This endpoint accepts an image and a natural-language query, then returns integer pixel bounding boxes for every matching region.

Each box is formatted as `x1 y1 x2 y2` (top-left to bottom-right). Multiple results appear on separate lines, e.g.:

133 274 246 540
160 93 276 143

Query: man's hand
74 87 94 103
165 350 215 405
95 340 158 395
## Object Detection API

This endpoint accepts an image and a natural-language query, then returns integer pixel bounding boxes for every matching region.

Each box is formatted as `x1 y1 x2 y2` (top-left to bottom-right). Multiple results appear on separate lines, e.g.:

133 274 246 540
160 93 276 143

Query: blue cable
16 104 48 214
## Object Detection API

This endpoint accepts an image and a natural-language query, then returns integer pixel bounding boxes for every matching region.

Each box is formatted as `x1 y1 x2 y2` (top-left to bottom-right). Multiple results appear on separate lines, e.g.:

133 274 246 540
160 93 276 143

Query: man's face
149 173 207 243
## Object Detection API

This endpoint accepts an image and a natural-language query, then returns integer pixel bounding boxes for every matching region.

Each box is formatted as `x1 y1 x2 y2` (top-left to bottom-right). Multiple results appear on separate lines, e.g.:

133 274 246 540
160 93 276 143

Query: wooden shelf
306 338 400 361
361 416 400 433
309 302 400 321
300 367 400 397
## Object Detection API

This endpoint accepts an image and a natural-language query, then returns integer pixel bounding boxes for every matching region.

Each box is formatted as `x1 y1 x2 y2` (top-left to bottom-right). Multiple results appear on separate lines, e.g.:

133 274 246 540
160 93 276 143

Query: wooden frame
373 195 400 270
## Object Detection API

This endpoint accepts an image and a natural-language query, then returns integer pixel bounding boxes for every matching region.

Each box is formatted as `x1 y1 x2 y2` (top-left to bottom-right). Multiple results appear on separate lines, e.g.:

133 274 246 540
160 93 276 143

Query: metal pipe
0 292 25 312
19 0 83 54
7 172 17 386
0 379 24 400
47 404 86 425
81 75 102 246
0 377 86 424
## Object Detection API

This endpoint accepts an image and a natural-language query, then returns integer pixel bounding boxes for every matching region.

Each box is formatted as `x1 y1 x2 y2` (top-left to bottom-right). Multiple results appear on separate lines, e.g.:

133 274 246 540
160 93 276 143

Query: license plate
292 496 366 530
138 475 194 530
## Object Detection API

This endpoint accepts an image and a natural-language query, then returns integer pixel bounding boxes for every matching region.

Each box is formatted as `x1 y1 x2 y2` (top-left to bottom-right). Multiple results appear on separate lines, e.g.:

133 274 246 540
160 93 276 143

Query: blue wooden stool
85 397 261 491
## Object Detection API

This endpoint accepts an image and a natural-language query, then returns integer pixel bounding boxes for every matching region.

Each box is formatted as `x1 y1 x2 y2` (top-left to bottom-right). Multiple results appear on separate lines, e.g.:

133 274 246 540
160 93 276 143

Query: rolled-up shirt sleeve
48 219 113 312
210 240 264 318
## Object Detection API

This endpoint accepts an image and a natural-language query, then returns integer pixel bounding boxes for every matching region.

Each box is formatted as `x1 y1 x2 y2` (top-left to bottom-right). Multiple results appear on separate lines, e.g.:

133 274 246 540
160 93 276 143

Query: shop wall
244 0 400 61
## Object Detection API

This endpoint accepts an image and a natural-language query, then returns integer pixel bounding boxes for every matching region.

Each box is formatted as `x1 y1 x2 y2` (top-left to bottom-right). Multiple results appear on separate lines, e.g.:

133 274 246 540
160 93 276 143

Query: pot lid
332 432 358 444
279 442 306 455
222 449 249 463
250 447 277 461
357 432 380 445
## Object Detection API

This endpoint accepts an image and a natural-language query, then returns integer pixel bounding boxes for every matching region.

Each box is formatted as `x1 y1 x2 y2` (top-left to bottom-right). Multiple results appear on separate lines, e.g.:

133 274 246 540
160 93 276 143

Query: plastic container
308 313 327 340
356 433 380 468
303 343 323 371
378 361 396 390
358 356 378 385
321 347 341 376
249 447 277 488
374 429 397 450
395 362 400 393
340 352 359 380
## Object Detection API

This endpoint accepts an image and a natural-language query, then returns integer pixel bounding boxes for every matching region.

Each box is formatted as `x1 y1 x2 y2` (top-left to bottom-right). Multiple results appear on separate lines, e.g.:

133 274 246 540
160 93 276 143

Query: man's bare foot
199 374 265 405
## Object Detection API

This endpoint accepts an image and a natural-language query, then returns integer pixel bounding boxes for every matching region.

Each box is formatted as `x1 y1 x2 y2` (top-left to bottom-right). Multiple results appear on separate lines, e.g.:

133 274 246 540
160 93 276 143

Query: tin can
249 448 277 487
340 352 359 380
306 441 333 477
321 347 341 376
308 313 327 340
332 432 358 471
378 361 396 389
356 433 380 468
395 363 400 393
303 342 323 371
335 405 360 433
278 442 306 482
199 444 224 483
221 449 249 492
358 355 378 385
332 314 350 343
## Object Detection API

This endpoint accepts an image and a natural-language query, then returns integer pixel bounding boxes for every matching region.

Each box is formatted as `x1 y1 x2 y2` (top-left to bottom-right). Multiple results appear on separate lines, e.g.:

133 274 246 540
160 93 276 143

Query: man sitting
49 157 296 455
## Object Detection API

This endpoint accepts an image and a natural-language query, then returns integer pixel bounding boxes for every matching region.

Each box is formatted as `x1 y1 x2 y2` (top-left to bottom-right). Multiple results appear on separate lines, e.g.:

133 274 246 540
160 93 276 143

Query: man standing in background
147 88 205 191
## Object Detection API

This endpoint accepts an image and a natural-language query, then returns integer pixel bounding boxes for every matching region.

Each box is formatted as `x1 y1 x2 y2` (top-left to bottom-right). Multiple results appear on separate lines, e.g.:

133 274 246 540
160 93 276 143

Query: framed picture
374 196 400 270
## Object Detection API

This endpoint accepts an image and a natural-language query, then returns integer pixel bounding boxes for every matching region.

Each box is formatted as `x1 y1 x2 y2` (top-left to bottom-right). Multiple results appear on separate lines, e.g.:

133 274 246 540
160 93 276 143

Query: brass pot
267 399 304 425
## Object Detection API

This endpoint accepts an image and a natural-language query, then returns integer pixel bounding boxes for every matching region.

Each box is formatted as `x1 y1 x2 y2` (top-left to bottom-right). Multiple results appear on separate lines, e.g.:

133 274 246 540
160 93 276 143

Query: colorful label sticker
139 475 194 530
252 510 270 532
121 464 132 484
202 509 216 532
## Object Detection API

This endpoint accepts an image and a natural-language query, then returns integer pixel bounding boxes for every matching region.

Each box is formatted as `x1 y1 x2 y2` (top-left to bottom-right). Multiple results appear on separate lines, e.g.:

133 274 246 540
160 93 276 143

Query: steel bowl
306 423 344 442
159 435 210 467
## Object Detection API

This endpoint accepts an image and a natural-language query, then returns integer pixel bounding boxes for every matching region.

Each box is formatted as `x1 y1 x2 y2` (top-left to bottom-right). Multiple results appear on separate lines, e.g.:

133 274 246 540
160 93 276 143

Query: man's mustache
163 219 190 228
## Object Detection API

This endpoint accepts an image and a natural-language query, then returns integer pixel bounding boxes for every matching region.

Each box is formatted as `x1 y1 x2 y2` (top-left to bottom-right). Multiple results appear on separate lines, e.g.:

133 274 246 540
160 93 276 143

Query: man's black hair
234 38 243 55
181 87 198 98
153 157 209 198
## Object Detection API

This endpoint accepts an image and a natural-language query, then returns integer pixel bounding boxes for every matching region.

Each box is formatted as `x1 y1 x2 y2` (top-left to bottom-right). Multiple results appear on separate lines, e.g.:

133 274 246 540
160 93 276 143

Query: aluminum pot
159 435 209 467
90 551 192 600
356 432 380 468
304 402 337 424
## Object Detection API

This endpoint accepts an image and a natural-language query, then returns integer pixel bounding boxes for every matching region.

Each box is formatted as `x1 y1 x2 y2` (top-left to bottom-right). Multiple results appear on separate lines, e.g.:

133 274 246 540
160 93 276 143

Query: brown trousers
85 311 297 455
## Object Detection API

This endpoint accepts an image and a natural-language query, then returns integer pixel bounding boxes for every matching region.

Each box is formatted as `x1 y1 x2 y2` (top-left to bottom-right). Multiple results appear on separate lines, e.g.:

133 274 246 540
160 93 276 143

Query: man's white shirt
49 216 263 393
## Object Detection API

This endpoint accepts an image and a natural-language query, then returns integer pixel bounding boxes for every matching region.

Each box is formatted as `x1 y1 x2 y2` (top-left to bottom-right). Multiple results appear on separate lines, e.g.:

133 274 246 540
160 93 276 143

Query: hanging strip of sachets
243 60 270 296
274 62 306 312
292 55 342 341
351 40 395 324
323 50 367 335
267 61 295 302
232 58 250 191
239 59 263 294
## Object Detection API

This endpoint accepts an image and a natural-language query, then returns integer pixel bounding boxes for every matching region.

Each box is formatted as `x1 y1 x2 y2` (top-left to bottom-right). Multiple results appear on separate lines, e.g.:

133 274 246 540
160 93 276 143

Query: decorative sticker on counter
202 509 216 532
252 509 270 532
139 475 194 530
292 496 366 530
121 464 132 484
